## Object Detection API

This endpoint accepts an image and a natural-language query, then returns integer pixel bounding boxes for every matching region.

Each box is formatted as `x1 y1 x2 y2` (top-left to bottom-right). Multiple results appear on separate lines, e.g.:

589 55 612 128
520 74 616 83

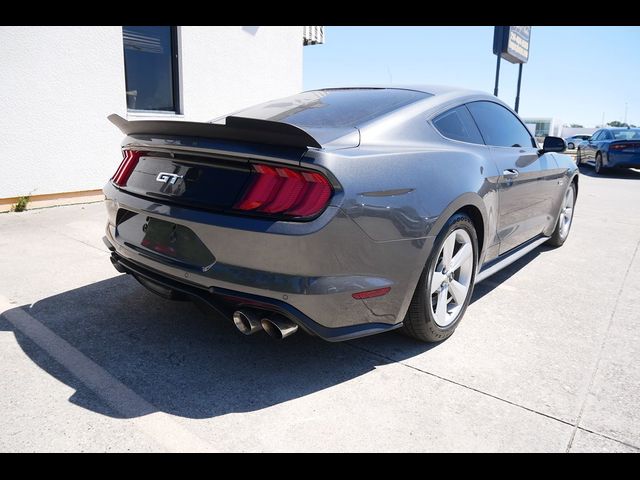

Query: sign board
493 26 531 64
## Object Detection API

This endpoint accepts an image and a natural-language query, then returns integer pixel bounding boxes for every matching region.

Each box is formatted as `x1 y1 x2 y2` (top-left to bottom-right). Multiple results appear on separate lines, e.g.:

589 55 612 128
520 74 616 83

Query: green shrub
11 195 30 212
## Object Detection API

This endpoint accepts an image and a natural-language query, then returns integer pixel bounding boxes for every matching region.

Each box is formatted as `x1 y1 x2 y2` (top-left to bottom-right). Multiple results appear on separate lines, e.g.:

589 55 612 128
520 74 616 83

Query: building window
123 26 180 113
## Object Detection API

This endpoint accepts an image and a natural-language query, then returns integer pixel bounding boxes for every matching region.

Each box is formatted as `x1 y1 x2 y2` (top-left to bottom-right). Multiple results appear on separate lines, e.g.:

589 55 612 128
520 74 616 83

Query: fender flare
426 192 490 259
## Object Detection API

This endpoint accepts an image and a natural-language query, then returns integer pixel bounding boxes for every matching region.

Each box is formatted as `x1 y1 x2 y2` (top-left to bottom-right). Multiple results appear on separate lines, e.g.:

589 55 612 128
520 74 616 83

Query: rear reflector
234 163 333 218
112 150 144 187
352 287 392 299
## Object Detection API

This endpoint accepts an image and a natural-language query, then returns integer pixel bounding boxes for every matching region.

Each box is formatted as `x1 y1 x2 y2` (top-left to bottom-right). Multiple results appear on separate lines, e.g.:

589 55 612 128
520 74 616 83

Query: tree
570 123 583 128
607 120 629 127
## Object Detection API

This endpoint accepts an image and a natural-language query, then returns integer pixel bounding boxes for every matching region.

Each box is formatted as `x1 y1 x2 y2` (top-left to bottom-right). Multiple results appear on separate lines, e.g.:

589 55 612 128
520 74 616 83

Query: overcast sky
303 26 640 127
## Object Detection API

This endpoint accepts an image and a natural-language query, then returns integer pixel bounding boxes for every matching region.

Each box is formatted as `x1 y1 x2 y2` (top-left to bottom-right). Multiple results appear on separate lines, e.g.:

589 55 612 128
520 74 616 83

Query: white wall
179 26 302 121
0 26 303 199
560 127 598 138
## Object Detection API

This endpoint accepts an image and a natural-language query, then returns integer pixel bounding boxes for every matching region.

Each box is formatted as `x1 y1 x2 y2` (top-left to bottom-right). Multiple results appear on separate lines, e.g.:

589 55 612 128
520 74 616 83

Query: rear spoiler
107 114 322 149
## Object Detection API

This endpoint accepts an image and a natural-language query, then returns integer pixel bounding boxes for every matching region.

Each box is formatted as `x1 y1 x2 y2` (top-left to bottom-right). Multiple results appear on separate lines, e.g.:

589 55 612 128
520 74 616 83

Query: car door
466 101 553 254
584 130 601 161
598 129 613 159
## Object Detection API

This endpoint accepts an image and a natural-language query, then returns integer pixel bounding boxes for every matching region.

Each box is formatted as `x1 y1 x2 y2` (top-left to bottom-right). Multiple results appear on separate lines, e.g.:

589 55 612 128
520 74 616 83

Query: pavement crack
345 341 575 428
576 426 640 452
565 235 640 452
31 221 108 254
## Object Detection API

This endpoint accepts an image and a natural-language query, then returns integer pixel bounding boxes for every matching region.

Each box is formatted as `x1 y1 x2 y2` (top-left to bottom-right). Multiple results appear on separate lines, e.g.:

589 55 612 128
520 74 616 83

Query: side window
432 105 484 144
601 130 612 140
591 131 602 141
466 101 536 148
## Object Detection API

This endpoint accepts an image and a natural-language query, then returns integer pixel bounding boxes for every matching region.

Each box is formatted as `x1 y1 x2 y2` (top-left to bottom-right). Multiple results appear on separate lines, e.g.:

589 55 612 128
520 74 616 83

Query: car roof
312 84 485 97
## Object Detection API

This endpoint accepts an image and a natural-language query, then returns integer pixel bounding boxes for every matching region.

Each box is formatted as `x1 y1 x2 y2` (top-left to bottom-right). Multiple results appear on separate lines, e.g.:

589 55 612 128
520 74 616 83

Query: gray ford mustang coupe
104 86 578 343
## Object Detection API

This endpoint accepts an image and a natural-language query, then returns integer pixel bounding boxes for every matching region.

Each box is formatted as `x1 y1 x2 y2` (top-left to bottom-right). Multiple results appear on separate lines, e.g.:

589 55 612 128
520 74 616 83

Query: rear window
611 129 640 140
221 88 432 128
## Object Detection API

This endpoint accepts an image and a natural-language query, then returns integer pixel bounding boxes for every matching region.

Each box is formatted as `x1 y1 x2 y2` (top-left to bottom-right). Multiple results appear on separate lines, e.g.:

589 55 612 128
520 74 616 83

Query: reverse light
112 150 144 187
234 163 333 219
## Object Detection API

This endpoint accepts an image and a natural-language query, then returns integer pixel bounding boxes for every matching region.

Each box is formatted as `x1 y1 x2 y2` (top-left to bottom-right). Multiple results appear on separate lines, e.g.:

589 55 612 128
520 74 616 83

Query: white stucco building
0 26 321 210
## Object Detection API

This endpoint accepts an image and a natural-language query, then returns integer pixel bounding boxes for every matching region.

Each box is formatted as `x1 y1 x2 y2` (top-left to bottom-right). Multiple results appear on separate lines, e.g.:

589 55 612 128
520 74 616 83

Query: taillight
234 163 333 219
112 150 144 187
610 143 633 150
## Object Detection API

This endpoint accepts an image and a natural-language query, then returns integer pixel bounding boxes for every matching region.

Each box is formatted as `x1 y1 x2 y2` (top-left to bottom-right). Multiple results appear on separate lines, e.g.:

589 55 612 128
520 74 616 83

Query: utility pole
601 112 605 128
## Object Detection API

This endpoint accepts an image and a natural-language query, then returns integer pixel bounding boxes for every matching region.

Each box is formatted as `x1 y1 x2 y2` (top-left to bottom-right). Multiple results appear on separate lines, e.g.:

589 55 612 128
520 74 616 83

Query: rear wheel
595 152 606 175
547 183 576 247
402 213 478 342
568 142 575 149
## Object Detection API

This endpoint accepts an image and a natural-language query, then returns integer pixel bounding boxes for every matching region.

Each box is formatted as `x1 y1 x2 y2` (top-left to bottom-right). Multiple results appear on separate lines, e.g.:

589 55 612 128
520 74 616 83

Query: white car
565 134 592 150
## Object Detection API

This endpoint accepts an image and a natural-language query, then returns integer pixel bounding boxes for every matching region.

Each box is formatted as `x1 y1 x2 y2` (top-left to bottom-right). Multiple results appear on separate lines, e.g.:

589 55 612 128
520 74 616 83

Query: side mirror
539 136 566 154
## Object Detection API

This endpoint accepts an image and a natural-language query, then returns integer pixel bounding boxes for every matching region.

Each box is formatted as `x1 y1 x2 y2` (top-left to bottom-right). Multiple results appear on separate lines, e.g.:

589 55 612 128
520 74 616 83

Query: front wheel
547 183 576 247
402 213 478 342
568 142 575 150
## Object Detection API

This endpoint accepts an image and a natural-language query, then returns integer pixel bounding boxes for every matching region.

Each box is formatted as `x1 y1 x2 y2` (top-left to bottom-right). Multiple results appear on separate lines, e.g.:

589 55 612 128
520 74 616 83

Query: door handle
503 169 519 178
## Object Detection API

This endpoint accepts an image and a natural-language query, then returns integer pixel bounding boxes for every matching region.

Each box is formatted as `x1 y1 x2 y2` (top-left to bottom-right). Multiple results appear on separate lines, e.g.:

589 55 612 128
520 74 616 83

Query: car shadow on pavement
0 274 437 420
577 164 640 179
471 245 552 302
0 243 553 420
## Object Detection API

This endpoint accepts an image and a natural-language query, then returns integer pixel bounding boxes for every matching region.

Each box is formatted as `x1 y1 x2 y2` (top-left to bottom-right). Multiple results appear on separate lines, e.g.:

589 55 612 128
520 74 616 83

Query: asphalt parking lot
1 165 639 452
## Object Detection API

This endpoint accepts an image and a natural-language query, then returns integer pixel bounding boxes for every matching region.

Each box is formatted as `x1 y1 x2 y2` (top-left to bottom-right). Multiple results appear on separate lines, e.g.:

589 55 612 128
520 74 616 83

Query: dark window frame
123 26 181 114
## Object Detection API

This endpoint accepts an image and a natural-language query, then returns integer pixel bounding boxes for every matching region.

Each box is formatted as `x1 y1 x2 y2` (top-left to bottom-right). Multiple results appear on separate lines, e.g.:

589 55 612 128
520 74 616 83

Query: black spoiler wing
107 114 322 149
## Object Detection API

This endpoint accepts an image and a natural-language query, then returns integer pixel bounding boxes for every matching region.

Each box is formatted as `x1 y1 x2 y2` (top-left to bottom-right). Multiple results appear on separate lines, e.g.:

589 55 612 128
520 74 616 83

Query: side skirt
475 236 549 284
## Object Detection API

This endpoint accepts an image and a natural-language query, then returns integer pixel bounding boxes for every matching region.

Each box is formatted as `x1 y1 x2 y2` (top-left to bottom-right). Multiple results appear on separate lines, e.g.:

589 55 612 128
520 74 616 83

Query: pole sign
493 26 531 64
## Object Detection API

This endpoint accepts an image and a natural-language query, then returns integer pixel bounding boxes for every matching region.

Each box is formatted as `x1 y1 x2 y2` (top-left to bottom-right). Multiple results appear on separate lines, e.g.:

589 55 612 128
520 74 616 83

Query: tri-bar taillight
234 163 333 218
610 142 639 151
112 150 144 187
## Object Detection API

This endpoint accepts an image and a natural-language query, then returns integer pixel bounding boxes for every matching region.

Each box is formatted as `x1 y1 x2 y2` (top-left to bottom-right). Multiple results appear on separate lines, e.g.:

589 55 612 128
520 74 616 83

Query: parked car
565 134 592 150
576 127 640 174
104 86 578 343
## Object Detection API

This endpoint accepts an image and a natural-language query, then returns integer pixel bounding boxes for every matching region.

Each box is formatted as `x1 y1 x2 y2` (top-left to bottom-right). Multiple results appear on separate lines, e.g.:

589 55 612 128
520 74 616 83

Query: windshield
216 88 432 128
611 129 640 140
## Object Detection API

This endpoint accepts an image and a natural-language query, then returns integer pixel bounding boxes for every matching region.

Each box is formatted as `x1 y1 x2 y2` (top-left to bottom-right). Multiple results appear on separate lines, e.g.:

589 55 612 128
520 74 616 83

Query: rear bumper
608 151 640 168
105 242 403 342
103 183 433 340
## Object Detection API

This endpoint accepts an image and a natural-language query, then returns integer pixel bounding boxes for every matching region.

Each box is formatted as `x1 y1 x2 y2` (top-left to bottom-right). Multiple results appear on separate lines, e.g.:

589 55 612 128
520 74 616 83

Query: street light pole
625 102 628 125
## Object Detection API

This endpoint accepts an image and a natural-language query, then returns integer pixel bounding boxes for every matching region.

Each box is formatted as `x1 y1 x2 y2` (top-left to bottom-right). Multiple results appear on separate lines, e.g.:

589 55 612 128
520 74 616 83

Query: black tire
576 148 582 166
402 213 478 342
547 183 576 247
595 152 606 175
568 142 575 150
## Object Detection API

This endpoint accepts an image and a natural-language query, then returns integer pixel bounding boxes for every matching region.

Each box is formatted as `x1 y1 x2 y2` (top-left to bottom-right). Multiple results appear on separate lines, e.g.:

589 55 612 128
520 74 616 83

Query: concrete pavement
1 166 639 452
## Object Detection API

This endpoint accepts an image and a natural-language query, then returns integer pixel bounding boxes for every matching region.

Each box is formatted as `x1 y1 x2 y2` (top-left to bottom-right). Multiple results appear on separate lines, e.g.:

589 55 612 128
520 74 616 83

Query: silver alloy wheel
595 154 603 173
559 186 575 240
429 229 474 327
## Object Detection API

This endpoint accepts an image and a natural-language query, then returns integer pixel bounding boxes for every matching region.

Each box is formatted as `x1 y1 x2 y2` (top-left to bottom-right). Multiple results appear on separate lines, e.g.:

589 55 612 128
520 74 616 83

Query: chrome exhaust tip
232 309 263 335
260 314 299 340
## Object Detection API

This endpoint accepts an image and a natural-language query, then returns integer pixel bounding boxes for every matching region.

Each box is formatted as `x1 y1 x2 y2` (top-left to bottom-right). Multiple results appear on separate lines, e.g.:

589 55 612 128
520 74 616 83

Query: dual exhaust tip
232 309 298 340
